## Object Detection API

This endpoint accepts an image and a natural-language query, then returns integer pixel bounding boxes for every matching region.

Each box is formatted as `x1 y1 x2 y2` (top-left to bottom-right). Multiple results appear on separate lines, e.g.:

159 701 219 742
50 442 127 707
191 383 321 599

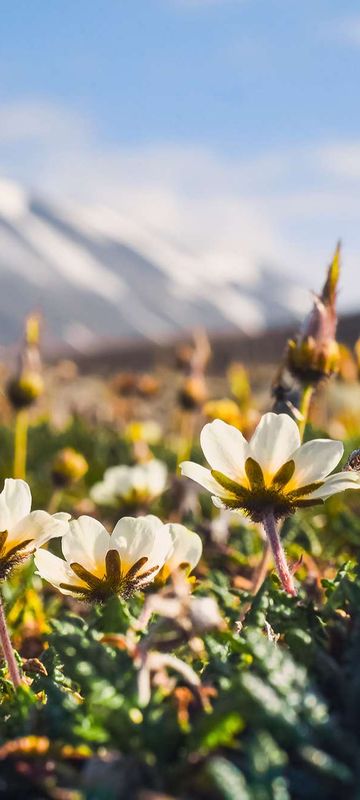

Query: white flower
0 478 70 578
90 460 167 508
180 412 360 596
34 514 173 602
180 413 360 522
162 524 202 578
155 524 202 583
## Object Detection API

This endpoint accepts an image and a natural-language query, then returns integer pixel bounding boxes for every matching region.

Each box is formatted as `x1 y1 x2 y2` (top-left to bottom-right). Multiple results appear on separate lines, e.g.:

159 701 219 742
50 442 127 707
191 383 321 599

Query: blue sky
0 0 360 308
1 0 358 149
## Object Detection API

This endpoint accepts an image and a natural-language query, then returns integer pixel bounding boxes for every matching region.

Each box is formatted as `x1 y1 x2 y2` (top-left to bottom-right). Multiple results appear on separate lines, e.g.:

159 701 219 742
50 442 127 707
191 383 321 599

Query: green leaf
205 757 251 800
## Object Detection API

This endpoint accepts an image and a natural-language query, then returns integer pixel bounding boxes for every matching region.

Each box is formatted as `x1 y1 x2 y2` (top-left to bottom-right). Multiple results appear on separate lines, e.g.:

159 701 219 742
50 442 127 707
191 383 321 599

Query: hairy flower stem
298 384 314 442
262 512 296 596
13 409 28 480
250 540 271 595
0 595 21 688
250 385 313 599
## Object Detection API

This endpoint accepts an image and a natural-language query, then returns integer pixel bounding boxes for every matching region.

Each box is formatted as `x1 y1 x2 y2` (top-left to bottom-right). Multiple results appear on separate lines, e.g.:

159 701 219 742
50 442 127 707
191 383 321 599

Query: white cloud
0 98 359 311
317 142 360 180
0 100 87 144
324 16 360 47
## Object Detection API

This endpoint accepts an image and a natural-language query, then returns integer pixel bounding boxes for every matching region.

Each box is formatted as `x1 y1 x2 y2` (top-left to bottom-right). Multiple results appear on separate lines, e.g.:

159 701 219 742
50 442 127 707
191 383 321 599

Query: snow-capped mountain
0 179 308 350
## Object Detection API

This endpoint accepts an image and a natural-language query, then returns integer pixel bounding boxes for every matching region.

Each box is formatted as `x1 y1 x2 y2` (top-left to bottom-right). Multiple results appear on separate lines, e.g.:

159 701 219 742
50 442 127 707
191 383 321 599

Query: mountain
0 179 308 351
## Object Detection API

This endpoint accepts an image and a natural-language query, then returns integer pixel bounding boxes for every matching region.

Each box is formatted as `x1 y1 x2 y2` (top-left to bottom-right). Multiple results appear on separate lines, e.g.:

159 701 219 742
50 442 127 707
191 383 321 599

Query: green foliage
2 560 360 798
2 385 360 797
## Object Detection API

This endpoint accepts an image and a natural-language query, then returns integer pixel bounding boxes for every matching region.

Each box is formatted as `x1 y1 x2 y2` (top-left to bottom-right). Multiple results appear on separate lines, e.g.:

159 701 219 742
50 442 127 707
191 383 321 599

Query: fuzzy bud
227 362 251 407
7 371 44 410
136 374 159 397
203 398 243 428
344 449 360 473
175 343 194 371
286 244 341 385
178 376 208 411
51 447 88 488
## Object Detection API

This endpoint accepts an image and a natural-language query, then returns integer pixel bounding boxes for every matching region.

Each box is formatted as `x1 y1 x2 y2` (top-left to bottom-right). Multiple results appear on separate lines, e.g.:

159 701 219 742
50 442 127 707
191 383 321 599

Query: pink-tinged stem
0 595 21 688
262 512 297 596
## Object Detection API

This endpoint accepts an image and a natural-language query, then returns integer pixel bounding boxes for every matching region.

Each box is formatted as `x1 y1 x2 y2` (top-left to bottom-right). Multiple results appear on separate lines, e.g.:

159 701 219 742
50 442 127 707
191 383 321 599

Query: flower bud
125 420 162 445
286 244 341 385
7 313 44 410
7 371 44 410
112 372 138 397
136 374 159 397
51 448 88 488
337 344 358 383
203 398 243 428
178 376 208 411
344 449 360 473
175 343 194 371
227 362 251 408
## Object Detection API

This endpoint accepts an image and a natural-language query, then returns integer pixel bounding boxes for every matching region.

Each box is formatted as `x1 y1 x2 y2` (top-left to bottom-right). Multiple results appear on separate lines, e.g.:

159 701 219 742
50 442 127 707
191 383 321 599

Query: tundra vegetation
1 247 360 799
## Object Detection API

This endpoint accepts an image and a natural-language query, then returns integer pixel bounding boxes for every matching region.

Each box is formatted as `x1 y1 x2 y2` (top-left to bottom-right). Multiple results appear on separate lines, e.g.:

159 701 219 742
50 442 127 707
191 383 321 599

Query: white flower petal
249 412 301 477
132 461 167 495
200 420 249 480
307 471 360 500
211 495 231 510
7 510 70 550
62 516 111 574
103 466 133 492
90 461 167 505
291 439 344 487
180 461 231 496
111 515 171 577
90 481 119 507
0 479 32 532
164 524 202 573
53 512 72 522
34 549 85 595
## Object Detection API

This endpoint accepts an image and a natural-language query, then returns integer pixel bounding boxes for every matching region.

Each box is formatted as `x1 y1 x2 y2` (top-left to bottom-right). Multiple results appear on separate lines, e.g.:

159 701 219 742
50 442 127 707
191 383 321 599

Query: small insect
344 449 360 472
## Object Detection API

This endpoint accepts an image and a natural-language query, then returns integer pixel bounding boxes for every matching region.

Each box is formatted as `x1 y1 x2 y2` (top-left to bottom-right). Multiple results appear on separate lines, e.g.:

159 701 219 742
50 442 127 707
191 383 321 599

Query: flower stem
176 411 195 469
297 384 314 442
13 409 29 479
0 594 21 688
250 539 271 595
262 512 296 596
47 488 63 514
